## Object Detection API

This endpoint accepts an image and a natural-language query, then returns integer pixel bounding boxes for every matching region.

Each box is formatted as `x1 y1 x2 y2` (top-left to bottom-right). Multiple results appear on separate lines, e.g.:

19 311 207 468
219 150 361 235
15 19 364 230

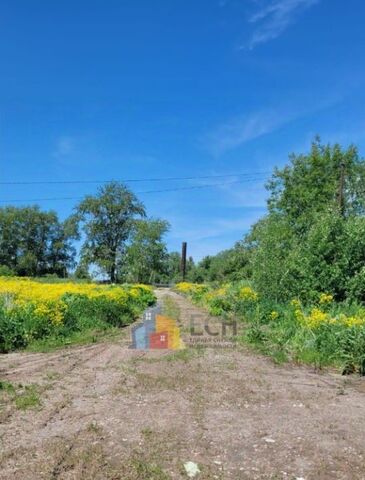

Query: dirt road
1 289 365 479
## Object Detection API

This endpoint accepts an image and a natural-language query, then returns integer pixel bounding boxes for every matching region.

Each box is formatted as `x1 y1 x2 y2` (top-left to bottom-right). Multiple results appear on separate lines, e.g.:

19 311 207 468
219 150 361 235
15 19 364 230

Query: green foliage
267 138 365 231
123 218 170 284
247 214 303 302
0 206 76 277
0 281 155 352
246 139 365 303
248 210 365 303
191 140 365 305
161 251 182 283
241 303 365 374
0 265 15 276
180 282 365 373
190 242 251 283
74 182 146 282
73 262 92 281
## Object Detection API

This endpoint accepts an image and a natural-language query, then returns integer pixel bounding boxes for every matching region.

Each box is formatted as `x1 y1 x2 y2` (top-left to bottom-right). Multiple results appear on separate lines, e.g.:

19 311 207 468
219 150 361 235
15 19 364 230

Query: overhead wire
0 176 268 203
0 171 270 186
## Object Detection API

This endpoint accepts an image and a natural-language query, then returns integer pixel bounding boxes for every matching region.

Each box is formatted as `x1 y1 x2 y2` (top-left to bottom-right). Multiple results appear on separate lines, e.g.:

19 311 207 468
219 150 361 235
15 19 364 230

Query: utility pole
181 242 187 281
338 162 346 217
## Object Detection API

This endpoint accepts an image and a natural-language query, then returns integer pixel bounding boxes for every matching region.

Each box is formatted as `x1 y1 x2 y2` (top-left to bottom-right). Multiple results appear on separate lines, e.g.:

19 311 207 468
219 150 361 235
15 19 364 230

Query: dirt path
1 289 365 480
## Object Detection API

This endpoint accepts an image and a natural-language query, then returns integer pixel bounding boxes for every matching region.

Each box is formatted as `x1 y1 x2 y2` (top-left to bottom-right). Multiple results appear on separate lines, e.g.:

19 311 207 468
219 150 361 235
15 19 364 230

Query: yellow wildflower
319 293 334 305
0 276 153 328
290 299 301 309
342 316 365 327
305 308 328 329
238 286 258 301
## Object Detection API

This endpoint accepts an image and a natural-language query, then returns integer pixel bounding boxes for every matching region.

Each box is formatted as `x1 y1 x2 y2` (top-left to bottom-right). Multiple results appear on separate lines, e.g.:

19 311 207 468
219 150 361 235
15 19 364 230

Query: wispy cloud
248 0 319 49
204 91 340 156
204 108 285 155
53 136 75 157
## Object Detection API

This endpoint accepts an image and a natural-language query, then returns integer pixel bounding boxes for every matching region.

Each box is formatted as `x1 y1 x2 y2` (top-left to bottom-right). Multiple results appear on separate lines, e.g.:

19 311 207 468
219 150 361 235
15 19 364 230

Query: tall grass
175 282 365 374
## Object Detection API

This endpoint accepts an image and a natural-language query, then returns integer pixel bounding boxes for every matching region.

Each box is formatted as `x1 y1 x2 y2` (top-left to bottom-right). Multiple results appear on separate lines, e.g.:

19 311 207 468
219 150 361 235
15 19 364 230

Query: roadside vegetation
175 282 365 373
0 278 155 352
175 139 365 374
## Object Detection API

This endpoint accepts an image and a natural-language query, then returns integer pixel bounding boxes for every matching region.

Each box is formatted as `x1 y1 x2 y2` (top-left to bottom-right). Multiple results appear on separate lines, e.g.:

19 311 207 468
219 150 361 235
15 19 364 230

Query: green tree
247 139 365 302
74 182 145 283
267 138 365 233
0 206 76 277
247 213 304 302
165 251 182 282
73 261 92 281
190 243 251 284
123 218 169 284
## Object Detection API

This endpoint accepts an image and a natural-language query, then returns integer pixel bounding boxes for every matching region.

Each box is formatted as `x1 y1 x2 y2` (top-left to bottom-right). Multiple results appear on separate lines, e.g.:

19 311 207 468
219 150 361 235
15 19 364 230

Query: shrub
0 265 15 277
176 281 365 373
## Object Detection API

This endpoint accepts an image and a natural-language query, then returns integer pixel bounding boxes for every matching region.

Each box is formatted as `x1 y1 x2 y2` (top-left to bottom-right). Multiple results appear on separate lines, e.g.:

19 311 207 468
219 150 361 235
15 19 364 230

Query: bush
177 281 365 373
0 265 15 277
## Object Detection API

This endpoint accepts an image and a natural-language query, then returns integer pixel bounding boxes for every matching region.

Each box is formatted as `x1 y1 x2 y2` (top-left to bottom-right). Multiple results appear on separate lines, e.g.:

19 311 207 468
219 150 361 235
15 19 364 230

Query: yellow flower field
0 277 155 352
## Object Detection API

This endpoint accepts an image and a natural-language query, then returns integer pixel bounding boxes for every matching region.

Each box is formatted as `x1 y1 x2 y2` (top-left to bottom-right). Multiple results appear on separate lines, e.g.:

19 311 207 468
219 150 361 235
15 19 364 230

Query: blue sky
1 0 365 260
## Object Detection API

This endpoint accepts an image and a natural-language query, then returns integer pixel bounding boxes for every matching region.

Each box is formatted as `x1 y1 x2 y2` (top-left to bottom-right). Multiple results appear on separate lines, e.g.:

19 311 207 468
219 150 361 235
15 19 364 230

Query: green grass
0 381 41 410
238 313 365 373
161 295 180 321
180 282 365 374
160 348 204 363
130 458 170 480
15 385 41 410
0 380 16 394
25 326 122 353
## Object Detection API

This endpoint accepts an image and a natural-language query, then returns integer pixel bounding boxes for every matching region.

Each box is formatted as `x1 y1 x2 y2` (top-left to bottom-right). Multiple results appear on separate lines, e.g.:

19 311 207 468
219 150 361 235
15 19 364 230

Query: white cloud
248 0 319 49
203 107 311 156
204 92 341 156
204 108 285 155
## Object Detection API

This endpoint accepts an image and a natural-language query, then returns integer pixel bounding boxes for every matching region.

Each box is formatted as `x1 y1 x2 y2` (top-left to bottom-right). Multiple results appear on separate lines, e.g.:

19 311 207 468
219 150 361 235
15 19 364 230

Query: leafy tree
267 138 365 233
74 182 145 283
73 261 92 281
299 212 365 301
189 243 251 284
247 213 306 301
123 218 169 283
0 206 76 277
164 251 182 282
247 139 365 302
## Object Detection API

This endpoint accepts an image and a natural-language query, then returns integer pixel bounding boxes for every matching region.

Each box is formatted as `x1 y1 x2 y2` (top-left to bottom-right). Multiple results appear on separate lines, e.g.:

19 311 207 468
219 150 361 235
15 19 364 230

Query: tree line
2 139 365 300
0 182 191 284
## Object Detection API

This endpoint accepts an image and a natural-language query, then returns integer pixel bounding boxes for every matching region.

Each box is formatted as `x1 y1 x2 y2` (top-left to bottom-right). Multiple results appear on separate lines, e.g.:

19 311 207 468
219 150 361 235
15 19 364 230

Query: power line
0 177 267 204
0 171 270 186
